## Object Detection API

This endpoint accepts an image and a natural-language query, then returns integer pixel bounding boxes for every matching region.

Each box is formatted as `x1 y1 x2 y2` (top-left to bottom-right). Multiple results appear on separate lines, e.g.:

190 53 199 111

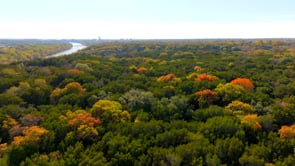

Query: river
47 42 87 58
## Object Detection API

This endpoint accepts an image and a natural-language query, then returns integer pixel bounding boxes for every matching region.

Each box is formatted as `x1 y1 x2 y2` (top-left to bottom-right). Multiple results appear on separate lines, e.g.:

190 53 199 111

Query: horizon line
1 37 295 40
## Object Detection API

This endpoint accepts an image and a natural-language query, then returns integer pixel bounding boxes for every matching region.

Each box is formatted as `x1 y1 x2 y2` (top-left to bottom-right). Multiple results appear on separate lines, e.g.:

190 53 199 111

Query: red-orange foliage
279 125 295 139
68 112 101 128
195 74 215 82
230 78 254 91
60 110 101 139
67 69 85 75
157 74 176 82
137 67 148 72
195 89 219 105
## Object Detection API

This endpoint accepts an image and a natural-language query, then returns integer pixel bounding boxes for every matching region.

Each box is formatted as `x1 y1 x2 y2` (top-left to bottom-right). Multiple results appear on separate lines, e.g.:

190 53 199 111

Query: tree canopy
0 39 295 165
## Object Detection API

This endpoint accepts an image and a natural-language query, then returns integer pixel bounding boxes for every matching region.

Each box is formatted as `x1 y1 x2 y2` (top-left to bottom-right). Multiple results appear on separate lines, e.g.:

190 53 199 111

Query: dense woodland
0 40 72 64
0 39 295 165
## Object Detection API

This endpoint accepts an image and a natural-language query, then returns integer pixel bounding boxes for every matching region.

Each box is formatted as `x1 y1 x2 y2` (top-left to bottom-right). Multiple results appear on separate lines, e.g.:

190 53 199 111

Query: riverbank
47 42 87 58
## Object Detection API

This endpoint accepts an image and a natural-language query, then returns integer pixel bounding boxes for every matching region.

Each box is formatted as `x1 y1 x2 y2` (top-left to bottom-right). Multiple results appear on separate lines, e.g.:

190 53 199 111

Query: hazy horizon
1 0 295 39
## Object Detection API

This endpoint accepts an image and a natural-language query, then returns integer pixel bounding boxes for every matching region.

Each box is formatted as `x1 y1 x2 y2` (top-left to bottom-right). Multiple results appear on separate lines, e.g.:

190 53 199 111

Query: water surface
48 42 86 58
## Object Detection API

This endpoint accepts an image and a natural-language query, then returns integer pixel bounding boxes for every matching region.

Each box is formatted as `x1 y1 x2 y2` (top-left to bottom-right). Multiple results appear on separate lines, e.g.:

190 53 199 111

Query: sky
1 0 295 39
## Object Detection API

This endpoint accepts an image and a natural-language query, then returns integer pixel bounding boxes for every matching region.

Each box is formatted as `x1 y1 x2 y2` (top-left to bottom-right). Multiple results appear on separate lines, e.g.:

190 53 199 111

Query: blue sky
1 0 295 39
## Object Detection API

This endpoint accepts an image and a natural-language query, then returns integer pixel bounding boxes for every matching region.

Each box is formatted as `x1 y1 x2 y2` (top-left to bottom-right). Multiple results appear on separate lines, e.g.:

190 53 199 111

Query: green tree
215 137 244 165
119 89 154 112
192 105 230 122
239 155 265 166
202 116 241 141
0 94 25 107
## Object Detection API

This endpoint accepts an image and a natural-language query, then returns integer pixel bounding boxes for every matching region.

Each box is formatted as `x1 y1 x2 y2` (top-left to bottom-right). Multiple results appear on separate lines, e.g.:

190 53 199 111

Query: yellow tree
194 66 204 72
2 115 18 129
225 100 255 116
5 82 31 96
34 79 48 88
241 114 262 131
91 100 131 123
186 72 199 80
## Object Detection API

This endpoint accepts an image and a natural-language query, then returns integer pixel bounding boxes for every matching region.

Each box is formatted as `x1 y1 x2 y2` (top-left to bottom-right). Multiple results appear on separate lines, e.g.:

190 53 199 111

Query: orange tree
278 125 295 139
230 78 254 92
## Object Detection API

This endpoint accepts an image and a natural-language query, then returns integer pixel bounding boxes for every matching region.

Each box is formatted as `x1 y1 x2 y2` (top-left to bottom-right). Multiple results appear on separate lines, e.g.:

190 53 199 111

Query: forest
0 39 294 166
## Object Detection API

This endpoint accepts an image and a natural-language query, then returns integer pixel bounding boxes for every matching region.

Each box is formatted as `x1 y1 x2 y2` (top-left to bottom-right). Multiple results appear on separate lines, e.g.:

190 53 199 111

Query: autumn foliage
186 72 199 80
67 111 101 128
194 66 204 72
195 74 216 82
0 143 7 157
225 100 255 115
2 39 295 165
12 126 48 146
156 74 176 82
2 115 18 129
279 125 295 139
195 89 219 107
241 114 262 131
50 82 85 104
60 110 101 139
129 65 148 73
64 82 85 94
137 67 148 72
67 69 85 75
230 78 254 91
157 74 180 82
91 100 131 123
